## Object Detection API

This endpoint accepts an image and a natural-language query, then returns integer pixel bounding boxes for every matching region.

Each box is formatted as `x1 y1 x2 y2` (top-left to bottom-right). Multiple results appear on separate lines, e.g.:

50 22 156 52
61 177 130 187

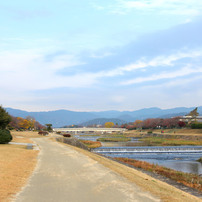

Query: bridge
53 127 127 134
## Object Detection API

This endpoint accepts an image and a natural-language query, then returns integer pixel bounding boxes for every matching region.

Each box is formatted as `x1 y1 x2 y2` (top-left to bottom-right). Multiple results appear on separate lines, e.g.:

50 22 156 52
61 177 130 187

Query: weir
93 146 202 154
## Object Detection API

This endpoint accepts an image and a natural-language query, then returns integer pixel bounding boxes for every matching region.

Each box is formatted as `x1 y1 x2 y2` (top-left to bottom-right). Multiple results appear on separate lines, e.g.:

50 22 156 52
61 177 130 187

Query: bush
147 131 153 134
197 157 202 163
191 122 202 129
38 131 48 136
0 129 12 144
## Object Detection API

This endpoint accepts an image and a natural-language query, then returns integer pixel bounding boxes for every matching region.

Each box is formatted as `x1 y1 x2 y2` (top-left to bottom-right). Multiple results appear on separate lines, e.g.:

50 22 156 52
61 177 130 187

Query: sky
0 0 202 112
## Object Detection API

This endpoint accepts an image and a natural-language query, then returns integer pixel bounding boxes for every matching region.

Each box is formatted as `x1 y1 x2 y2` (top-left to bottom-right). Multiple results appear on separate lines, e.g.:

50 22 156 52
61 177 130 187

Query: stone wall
56 137 89 151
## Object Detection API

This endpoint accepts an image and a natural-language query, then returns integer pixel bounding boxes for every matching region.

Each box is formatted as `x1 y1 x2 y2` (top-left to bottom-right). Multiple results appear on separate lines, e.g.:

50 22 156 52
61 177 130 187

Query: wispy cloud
121 66 202 85
110 0 202 16
93 49 202 78
160 75 202 88
1 47 201 92
0 50 92 90
93 0 202 17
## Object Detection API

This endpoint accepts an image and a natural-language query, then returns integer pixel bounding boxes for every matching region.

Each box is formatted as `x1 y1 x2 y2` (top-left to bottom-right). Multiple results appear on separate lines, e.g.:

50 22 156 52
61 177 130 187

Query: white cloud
1 48 201 92
94 49 202 77
100 0 202 17
0 50 94 91
160 75 202 88
121 66 202 85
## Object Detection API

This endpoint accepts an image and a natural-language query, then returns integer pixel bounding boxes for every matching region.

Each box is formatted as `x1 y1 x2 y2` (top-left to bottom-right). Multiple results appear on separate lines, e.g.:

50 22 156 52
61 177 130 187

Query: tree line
9 116 44 130
0 106 44 131
121 117 187 130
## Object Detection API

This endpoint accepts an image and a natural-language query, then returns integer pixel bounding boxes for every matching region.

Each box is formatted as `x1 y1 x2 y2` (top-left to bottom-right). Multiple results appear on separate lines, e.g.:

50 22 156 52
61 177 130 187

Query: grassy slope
0 131 39 202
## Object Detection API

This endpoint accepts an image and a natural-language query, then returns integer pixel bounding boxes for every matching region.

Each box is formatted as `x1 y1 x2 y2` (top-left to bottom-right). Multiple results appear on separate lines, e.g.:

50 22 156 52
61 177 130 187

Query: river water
75 134 202 175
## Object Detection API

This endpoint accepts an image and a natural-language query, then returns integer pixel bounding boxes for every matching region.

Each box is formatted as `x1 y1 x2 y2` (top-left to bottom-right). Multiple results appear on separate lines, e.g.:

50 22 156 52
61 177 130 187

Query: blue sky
1 0 202 111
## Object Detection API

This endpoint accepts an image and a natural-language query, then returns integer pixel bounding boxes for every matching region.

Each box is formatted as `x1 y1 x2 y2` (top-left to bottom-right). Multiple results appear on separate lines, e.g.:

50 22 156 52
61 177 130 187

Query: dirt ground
0 131 39 202
60 142 202 202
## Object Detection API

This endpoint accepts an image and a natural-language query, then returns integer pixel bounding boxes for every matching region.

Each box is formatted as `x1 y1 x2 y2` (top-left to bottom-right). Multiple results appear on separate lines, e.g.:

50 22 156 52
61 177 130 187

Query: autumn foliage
104 122 115 128
9 116 44 130
121 117 186 130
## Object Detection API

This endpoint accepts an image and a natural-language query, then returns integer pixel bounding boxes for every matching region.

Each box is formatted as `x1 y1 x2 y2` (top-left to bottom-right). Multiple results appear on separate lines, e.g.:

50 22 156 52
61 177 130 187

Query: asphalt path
14 138 160 202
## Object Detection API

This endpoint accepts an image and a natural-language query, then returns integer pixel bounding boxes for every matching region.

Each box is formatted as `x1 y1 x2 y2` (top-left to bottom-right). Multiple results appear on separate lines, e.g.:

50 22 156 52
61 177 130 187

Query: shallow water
75 134 202 175
93 146 202 175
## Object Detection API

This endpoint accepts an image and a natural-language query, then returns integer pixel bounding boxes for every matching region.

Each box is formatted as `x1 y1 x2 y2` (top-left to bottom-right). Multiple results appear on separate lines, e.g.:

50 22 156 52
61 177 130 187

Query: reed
140 137 202 146
79 140 102 148
114 157 202 192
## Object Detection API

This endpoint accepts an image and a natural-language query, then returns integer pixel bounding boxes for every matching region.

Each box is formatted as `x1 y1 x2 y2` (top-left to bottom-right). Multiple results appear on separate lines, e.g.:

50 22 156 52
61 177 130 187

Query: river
75 134 202 175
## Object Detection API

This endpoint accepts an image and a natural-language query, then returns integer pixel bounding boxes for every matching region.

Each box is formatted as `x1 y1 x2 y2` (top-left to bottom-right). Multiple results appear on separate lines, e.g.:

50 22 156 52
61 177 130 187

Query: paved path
14 138 160 202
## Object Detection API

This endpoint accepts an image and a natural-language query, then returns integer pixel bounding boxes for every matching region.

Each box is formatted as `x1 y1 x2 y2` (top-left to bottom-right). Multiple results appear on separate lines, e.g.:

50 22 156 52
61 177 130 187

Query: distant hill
81 118 126 126
5 106 202 127
5 108 98 127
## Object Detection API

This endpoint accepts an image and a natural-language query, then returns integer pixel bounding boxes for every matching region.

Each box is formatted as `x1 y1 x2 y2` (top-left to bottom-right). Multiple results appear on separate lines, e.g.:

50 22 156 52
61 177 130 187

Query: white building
179 116 202 123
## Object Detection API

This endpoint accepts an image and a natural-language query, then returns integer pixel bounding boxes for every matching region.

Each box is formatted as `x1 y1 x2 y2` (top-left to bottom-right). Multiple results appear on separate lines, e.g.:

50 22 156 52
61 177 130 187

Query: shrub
0 129 12 144
191 122 202 129
38 131 48 136
197 157 202 163
147 131 153 134
63 134 71 137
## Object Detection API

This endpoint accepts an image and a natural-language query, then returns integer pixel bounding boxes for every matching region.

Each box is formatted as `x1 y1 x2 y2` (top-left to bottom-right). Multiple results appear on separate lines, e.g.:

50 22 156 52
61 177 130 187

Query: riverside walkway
14 138 159 202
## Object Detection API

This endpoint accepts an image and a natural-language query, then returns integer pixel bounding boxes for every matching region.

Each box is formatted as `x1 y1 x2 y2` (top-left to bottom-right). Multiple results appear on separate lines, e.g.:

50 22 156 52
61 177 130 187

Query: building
179 116 202 123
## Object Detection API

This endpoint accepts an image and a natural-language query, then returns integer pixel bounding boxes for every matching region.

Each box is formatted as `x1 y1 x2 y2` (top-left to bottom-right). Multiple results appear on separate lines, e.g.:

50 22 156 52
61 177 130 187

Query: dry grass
115 158 202 192
152 129 202 136
0 132 39 202
140 137 202 146
125 129 202 137
79 140 102 148
11 131 45 143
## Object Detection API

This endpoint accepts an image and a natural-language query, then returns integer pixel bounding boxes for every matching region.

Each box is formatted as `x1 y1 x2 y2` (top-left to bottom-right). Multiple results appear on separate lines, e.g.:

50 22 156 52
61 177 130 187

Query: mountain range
5 106 202 127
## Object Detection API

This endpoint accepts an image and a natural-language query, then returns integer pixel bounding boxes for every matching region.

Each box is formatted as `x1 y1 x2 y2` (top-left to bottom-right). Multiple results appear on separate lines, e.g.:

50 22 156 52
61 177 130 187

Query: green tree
45 124 53 132
0 106 12 144
0 106 11 129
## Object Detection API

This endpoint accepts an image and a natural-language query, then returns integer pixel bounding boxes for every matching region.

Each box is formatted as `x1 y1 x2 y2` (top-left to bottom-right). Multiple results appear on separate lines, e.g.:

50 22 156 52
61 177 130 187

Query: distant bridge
53 127 127 134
